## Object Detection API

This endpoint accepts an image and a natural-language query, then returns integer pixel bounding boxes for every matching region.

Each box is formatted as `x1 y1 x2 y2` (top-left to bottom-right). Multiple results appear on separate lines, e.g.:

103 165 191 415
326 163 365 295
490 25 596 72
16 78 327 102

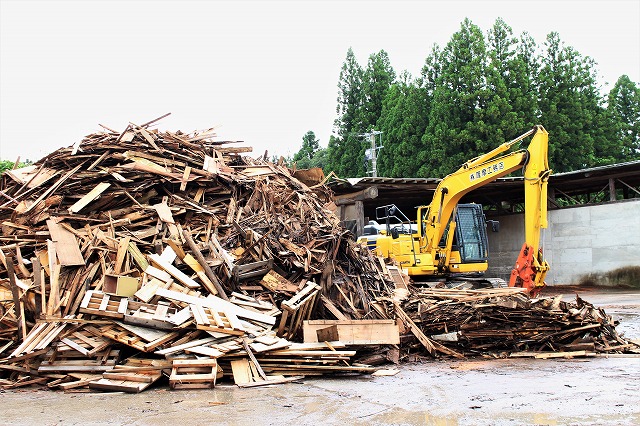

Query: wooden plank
68 182 111 214
230 358 252 385
113 237 131 275
184 346 224 358
6 257 26 341
303 320 400 345
148 253 200 289
153 202 175 224
89 376 158 393
144 265 173 283
46 220 85 266
155 337 217 356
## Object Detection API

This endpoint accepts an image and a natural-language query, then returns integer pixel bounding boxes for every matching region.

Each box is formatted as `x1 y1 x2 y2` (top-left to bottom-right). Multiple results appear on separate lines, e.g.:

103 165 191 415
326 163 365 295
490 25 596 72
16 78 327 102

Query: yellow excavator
359 125 551 296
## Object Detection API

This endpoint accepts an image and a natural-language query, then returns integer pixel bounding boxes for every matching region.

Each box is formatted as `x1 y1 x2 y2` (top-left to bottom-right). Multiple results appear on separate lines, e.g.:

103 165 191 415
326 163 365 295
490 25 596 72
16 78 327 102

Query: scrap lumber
0 116 636 395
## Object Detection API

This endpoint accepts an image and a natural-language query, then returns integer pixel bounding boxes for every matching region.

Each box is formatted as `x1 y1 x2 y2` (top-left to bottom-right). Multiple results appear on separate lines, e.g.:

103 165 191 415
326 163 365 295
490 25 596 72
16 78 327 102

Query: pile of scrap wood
0 116 395 392
376 287 639 360
0 116 636 393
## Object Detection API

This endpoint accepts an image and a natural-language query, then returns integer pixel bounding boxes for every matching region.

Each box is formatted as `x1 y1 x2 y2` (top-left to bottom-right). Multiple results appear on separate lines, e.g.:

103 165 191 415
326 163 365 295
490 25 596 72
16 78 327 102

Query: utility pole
359 130 383 177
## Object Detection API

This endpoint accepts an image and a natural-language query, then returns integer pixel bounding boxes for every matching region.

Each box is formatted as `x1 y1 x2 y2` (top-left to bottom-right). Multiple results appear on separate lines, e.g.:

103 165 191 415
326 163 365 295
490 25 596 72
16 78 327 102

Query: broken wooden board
68 182 111 214
90 370 162 393
260 269 299 293
46 220 85 266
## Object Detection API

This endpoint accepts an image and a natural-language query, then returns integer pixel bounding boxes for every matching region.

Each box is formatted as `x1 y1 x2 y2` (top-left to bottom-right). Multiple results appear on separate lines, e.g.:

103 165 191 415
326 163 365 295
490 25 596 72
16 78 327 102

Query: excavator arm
421 126 551 295
509 126 551 296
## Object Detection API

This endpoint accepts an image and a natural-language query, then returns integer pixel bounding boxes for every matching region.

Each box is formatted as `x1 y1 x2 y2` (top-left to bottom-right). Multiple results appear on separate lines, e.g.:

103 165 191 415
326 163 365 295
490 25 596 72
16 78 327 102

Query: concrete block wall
486 199 640 285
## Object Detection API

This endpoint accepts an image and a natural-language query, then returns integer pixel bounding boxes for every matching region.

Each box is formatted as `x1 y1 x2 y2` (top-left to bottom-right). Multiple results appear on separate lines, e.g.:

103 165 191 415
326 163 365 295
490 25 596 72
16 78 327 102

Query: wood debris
0 116 392 392
376 287 639 360
0 116 636 393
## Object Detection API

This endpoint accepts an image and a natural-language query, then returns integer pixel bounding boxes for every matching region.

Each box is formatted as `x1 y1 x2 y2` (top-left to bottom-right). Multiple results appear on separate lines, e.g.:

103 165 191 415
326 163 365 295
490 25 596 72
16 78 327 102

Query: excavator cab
453 204 489 264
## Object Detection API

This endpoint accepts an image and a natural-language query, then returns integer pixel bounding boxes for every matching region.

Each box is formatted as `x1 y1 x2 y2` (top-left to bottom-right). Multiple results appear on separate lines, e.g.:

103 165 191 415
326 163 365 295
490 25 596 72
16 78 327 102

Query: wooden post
355 200 364 238
609 178 616 202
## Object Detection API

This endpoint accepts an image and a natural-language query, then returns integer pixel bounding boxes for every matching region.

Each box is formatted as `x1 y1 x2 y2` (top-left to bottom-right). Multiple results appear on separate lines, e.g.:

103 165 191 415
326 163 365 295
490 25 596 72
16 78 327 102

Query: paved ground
2 287 639 426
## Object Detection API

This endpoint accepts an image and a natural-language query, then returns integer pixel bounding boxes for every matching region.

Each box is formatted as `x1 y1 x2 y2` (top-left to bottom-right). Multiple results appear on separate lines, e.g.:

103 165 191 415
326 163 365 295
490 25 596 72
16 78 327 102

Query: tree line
292 18 640 178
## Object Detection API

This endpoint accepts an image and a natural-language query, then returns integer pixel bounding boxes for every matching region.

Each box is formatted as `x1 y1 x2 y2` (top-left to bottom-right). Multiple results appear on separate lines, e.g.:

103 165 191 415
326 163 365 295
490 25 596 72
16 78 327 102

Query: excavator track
414 277 508 289
448 277 508 289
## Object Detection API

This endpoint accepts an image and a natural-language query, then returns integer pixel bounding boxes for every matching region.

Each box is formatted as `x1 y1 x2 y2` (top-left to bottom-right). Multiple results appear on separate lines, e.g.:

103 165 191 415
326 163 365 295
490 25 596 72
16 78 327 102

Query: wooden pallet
124 300 178 330
277 282 321 339
190 304 245 336
38 349 120 373
79 291 127 319
169 358 221 389
92 323 179 352
57 328 111 356
9 320 69 358
88 358 167 393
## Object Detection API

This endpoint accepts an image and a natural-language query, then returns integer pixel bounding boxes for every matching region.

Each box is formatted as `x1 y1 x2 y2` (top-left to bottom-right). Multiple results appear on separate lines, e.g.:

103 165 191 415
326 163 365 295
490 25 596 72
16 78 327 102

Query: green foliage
361 50 396 130
324 18 633 178
326 48 364 177
293 131 320 167
377 72 429 177
0 160 16 174
422 18 490 177
0 160 30 174
538 32 614 171
291 131 329 170
607 75 640 160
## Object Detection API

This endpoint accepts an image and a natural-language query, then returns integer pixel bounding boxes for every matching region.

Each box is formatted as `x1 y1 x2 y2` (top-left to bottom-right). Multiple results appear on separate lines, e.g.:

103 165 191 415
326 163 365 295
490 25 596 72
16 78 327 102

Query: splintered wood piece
260 270 299 293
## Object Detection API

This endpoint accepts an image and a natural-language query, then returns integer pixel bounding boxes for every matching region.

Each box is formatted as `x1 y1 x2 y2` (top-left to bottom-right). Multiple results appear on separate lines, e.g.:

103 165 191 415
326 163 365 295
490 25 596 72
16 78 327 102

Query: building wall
487 199 640 285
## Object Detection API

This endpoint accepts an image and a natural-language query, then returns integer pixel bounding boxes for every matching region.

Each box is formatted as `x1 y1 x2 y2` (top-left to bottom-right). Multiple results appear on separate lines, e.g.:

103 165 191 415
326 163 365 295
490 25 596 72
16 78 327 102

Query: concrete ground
2 287 639 426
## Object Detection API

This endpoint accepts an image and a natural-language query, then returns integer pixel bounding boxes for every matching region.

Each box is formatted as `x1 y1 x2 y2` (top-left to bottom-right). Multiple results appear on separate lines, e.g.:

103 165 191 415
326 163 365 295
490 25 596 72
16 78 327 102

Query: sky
1 0 639 163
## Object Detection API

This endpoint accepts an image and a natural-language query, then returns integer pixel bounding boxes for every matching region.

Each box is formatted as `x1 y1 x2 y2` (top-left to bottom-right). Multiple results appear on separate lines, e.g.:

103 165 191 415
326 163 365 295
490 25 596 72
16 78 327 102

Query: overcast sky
1 0 639 163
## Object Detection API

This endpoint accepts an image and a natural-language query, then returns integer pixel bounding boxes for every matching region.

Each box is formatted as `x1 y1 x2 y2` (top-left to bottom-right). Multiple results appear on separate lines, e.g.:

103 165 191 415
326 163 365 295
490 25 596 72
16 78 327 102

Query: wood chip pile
0 117 636 393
